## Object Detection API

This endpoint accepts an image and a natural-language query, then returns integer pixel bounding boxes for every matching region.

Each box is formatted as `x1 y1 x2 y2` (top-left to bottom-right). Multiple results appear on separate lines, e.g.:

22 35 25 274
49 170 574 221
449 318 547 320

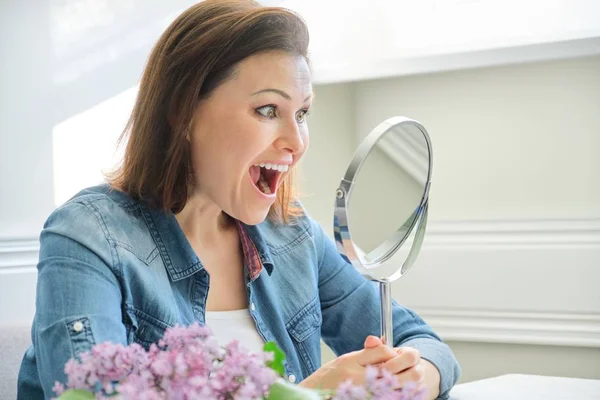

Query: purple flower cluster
52 323 277 400
53 322 425 400
332 366 427 400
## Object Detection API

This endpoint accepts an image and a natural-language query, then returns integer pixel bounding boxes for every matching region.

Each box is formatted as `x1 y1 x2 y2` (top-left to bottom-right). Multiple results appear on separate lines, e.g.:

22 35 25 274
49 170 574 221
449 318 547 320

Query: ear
185 113 197 143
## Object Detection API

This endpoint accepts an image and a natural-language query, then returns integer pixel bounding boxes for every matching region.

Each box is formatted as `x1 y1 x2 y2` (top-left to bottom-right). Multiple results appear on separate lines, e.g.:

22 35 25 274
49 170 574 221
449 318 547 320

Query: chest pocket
286 296 322 377
125 307 171 350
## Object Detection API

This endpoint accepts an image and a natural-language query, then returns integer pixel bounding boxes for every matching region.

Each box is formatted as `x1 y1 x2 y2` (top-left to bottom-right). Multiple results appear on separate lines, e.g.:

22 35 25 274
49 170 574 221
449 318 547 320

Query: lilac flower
53 322 279 399
333 380 369 400
332 366 427 400
54 323 423 400
52 381 65 396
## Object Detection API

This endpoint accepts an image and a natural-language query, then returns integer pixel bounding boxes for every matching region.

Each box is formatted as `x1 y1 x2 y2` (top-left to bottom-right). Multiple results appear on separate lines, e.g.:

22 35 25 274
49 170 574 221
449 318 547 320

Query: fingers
356 343 397 366
363 335 383 349
391 362 426 389
381 347 421 374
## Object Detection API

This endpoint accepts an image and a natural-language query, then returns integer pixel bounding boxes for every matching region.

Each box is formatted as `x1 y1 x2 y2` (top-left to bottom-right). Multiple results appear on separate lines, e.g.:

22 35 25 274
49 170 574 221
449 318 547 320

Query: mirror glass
346 121 431 280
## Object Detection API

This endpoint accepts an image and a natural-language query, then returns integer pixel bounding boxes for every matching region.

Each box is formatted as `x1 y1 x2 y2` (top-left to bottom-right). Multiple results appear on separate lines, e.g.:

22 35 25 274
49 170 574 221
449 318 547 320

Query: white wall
280 0 600 84
354 55 600 221
0 0 194 241
296 84 356 229
0 0 197 324
305 56 600 382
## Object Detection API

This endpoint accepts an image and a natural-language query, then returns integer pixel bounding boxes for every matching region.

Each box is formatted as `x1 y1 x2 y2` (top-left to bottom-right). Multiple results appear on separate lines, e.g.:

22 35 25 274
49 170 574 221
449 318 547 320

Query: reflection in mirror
347 123 430 280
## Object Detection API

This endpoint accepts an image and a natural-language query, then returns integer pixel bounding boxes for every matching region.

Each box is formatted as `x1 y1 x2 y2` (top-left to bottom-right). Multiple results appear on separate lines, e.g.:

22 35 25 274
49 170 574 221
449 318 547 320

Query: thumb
363 335 383 349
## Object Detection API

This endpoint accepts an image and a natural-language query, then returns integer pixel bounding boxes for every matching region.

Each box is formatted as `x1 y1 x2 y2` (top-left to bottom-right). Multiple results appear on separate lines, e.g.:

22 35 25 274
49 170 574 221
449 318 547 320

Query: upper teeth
255 163 289 172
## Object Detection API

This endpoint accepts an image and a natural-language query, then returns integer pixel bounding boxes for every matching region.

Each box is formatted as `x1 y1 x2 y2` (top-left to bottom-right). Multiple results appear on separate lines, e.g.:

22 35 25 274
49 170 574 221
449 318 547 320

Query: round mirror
333 117 432 345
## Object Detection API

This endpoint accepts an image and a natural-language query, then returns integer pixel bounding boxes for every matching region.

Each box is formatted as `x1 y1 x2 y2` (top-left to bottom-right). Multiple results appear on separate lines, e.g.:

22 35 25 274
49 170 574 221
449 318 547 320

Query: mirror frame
333 116 433 282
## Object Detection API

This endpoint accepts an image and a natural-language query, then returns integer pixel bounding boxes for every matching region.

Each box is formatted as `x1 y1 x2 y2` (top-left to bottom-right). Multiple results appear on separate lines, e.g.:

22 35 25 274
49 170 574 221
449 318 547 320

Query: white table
449 374 600 400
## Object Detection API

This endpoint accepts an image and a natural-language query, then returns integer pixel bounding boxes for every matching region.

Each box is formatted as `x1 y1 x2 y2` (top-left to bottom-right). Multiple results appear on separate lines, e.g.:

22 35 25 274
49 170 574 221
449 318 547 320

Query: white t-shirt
205 308 265 354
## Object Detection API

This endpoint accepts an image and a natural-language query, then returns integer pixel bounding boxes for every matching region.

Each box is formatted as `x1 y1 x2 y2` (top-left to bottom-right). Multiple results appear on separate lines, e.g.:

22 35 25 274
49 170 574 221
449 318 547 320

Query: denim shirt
17 184 460 399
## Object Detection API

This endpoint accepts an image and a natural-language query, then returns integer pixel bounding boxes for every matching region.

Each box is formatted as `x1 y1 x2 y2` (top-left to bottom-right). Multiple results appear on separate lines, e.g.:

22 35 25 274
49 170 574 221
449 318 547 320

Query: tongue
249 165 261 183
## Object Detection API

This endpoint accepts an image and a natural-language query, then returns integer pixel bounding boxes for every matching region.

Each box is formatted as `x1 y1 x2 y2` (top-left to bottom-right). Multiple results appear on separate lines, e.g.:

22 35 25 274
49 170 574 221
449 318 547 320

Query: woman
17 1 460 399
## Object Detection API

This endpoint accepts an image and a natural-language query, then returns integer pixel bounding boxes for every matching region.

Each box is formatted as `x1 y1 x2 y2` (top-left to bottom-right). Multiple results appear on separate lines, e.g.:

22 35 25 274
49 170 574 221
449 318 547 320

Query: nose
275 118 306 155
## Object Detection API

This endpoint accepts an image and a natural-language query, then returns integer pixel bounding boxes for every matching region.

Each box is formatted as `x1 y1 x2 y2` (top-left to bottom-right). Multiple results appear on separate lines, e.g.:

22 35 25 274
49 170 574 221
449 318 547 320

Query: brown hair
108 0 309 222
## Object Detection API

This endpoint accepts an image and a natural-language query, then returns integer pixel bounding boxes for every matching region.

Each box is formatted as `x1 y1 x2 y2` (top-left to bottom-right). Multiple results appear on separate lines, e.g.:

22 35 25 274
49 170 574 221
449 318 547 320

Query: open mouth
249 164 286 195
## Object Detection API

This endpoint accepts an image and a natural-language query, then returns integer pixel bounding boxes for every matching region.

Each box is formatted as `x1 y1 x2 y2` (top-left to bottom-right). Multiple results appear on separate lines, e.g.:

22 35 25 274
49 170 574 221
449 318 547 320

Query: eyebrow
252 88 313 102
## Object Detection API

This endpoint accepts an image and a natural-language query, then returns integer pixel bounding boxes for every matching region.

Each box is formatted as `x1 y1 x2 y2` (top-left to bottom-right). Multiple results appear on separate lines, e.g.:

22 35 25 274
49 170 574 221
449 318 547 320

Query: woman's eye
256 105 277 119
296 109 310 124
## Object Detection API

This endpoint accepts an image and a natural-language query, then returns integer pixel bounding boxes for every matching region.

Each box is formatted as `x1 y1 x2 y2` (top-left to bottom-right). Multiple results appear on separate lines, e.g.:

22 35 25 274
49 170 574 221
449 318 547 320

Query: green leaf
263 341 286 377
55 389 95 400
266 380 323 400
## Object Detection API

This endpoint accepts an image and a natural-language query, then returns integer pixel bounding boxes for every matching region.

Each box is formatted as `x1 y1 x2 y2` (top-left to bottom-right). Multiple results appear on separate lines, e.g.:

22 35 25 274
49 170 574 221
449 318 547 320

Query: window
52 86 136 205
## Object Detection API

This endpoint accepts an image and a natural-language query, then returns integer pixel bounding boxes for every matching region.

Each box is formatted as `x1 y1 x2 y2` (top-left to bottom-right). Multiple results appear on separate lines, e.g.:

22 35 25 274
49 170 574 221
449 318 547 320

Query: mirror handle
379 279 394 347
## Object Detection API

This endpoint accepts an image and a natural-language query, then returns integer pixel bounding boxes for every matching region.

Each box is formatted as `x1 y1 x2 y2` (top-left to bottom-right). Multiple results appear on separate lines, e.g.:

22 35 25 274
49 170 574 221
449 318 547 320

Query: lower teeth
258 177 271 194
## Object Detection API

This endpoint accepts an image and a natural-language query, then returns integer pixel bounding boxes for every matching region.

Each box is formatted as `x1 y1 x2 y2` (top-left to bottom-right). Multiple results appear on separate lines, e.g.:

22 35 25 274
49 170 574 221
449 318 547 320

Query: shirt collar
236 221 274 280
143 204 274 282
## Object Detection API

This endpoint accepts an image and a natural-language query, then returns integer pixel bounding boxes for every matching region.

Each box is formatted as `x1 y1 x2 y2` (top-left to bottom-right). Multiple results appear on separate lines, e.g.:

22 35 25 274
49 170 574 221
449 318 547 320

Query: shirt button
288 374 296 383
250 303 256 311
72 321 84 332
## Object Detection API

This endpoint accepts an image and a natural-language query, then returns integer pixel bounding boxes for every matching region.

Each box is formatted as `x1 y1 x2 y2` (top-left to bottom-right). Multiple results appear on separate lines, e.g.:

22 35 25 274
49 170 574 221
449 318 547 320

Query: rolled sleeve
401 337 461 399
30 201 127 397
309 215 461 398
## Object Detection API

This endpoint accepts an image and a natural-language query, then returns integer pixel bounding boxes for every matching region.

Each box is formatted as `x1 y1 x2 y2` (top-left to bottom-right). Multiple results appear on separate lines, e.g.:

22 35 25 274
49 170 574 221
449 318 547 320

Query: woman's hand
298 337 398 390
364 335 441 400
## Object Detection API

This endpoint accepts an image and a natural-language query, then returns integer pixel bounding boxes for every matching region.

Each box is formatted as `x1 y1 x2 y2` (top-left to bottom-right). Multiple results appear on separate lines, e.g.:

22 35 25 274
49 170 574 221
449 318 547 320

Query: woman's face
190 51 312 225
